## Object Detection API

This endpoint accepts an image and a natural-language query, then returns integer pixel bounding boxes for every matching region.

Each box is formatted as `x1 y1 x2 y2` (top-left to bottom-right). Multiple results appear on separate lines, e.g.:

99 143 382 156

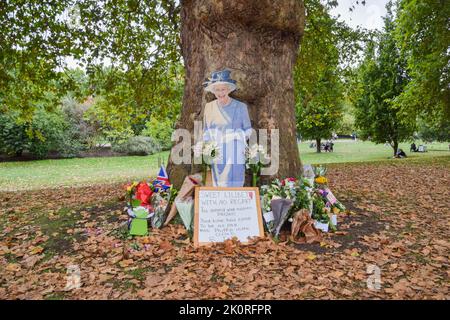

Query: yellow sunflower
315 176 328 184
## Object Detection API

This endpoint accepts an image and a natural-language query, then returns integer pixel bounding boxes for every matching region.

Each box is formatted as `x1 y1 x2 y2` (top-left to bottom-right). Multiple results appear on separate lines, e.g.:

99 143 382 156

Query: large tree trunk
167 0 306 188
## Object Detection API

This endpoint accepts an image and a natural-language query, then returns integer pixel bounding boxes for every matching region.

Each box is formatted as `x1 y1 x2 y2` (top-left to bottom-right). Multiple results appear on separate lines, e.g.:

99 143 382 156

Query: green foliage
0 1 76 119
0 111 30 156
141 116 174 151
1 0 182 122
112 136 159 156
60 95 101 149
0 107 79 158
0 150 171 191
353 4 416 155
394 0 450 125
295 1 351 148
86 64 182 137
417 118 450 143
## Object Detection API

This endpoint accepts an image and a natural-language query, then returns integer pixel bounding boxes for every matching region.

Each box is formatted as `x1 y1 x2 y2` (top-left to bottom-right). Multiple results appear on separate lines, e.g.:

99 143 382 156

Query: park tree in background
394 0 450 132
294 0 358 153
416 118 450 143
338 100 356 135
1 0 308 180
0 0 182 125
87 64 183 139
354 4 416 156
0 0 75 121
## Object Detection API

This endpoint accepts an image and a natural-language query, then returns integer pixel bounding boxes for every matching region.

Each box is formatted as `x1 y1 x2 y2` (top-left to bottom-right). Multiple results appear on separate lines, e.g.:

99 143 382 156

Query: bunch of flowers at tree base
260 165 346 235
245 143 270 187
313 165 327 177
259 176 310 235
123 165 177 235
193 141 221 184
311 165 346 232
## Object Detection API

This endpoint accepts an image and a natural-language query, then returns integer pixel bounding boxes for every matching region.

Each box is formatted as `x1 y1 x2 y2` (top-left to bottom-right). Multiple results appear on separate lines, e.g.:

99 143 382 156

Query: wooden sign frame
194 186 264 247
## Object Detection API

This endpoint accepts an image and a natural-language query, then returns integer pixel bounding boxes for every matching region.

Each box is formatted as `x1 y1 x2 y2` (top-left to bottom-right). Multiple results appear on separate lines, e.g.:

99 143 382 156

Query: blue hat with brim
203 69 237 93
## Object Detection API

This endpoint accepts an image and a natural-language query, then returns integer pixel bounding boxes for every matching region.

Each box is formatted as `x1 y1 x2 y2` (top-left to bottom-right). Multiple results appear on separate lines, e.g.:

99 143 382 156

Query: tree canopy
353 3 416 155
294 0 364 151
394 0 450 127
0 0 182 122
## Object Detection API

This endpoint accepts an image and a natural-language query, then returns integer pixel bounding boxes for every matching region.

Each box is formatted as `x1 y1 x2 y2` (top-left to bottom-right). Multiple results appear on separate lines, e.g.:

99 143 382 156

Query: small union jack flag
153 165 171 191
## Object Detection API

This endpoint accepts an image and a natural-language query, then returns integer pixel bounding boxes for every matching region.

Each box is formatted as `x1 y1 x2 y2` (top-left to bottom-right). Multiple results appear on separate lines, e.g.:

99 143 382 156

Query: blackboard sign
194 187 264 247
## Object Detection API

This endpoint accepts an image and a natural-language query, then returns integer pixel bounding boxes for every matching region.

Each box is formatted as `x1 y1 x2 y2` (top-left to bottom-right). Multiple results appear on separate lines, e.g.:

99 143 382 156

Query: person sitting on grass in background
410 142 418 152
328 140 334 152
395 148 407 158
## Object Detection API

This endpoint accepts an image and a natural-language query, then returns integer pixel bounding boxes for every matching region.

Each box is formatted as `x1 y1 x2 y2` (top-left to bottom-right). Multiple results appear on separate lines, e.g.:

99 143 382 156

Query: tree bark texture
167 0 306 189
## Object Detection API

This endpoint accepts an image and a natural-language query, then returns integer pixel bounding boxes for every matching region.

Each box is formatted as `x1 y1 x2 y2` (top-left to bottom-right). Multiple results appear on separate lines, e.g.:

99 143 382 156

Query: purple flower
318 189 328 197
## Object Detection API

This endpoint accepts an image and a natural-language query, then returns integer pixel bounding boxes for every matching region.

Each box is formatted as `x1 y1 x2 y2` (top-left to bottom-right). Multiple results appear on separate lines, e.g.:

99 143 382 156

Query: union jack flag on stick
153 165 171 191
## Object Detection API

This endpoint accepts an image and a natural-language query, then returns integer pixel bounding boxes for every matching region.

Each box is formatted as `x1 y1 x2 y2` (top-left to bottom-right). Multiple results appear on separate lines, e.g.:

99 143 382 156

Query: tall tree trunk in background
167 0 306 188
316 138 321 153
392 140 398 157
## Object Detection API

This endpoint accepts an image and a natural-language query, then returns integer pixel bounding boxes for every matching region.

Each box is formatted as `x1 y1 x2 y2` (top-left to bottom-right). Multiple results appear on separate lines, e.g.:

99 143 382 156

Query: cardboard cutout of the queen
202 69 252 187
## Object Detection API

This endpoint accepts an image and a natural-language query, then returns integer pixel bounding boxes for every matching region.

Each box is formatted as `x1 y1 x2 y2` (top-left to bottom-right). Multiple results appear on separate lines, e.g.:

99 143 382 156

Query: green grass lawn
0 141 448 191
0 151 170 191
299 140 449 164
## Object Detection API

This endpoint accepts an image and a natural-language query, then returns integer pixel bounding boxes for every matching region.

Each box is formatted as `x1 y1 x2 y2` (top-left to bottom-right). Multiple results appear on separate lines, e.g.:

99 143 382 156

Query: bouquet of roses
260 177 311 234
260 177 309 211
124 181 154 210
124 177 176 232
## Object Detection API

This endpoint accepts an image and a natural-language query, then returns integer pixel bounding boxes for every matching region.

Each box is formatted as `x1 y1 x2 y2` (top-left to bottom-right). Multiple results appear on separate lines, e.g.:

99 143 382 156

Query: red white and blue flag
153 165 171 191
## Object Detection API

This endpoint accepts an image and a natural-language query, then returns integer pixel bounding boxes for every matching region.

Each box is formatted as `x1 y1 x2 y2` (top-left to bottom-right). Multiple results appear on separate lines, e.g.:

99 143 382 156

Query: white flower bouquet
245 143 269 187
193 140 221 183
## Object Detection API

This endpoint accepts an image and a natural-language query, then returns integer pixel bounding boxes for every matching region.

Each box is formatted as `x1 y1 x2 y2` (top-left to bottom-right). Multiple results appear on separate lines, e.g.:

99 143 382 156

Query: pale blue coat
203 98 252 187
